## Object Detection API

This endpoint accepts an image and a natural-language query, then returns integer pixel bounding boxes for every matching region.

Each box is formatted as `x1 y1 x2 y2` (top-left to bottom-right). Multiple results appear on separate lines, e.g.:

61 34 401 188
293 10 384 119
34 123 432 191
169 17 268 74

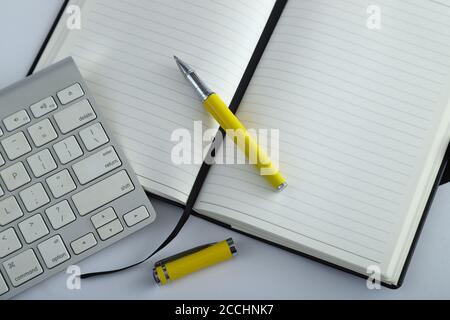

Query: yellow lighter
153 238 237 285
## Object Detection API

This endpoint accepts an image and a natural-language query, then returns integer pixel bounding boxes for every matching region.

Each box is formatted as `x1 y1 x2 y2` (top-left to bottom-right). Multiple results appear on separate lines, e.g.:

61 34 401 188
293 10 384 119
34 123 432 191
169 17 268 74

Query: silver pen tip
173 55 214 100
173 55 192 77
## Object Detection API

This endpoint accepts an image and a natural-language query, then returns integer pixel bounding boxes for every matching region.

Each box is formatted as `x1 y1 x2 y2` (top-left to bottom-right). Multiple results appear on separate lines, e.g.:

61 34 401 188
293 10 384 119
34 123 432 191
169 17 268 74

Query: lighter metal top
174 55 214 101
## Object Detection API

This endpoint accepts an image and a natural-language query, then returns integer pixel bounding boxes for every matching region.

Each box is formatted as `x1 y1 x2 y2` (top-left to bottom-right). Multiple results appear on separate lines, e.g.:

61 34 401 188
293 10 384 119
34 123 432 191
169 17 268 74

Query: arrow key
124 206 150 227
91 207 116 229
71 233 97 255
97 219 123 241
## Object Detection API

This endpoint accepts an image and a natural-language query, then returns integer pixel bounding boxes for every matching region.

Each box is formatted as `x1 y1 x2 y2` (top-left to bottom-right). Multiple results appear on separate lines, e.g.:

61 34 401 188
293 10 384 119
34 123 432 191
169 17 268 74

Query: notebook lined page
38 0 275 203
195 0 450 278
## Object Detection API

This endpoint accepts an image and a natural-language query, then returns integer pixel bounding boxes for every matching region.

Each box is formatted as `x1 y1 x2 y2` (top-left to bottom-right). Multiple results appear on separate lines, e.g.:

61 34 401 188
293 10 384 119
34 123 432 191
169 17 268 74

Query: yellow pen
153 238 237 285
174 56 287 190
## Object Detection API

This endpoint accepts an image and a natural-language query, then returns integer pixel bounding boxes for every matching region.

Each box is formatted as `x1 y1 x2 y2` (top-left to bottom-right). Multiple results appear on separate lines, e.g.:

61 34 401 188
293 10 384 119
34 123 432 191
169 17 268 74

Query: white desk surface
2 0 450 299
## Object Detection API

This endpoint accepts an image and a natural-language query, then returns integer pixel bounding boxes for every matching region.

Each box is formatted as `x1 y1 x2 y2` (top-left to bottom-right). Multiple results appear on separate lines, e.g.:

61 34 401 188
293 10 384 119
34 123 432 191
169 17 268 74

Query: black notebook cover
29 0 450 289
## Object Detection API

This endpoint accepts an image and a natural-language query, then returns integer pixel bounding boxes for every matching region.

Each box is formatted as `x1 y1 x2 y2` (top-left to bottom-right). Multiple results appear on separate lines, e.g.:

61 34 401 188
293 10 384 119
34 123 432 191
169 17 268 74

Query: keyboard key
18 214 49 244
19 183 50 212
38 235 70 269
54 99 96 134
124 206 150 227
0 272 8 296
30 96 57 118
57 83 84 105
73 146 121 184
72 170 134 216
3 249 43 287
27 149 57 178
45 200 76 230
91 207 117 229
0 185 4 197
0 197 23 226
1 132 32 160
0 153 5 167
71 233 97 255
79 123 109 151
53 136 83 164
0 228 22 258
1 162 31 191
27 119 58 147
97 219 123 241
3 110 30 131
46 169 76 198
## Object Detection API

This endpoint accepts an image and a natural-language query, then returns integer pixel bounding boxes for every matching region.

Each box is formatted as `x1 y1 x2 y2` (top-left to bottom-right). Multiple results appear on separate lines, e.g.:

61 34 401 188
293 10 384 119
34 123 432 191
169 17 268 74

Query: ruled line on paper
238 109 416 167
75 30 242 87
101 0 256 52
241 99 421 155
208 170 399 220
430 0 450 9
268 37 444 86
300 0 450 44
198 199 383 264
243 91 426 143
248 78 430 130
283 8 450 61
262 56 437 103
345 0 450 29
203 188 388 252
89 8 251 67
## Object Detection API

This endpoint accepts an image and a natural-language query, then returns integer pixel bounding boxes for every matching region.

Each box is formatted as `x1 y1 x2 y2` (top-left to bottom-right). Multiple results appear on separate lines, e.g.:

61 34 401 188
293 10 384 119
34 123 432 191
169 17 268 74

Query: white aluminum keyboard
0 57 156 299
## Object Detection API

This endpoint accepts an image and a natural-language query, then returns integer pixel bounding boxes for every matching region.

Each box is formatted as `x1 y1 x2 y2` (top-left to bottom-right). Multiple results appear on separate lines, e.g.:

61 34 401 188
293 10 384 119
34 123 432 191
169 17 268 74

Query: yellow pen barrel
153 239 237 285
204 94 286 190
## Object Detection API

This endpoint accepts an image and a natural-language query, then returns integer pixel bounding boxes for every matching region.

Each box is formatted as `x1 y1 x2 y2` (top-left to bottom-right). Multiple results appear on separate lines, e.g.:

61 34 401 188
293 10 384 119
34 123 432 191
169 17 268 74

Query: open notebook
33 0 450 287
